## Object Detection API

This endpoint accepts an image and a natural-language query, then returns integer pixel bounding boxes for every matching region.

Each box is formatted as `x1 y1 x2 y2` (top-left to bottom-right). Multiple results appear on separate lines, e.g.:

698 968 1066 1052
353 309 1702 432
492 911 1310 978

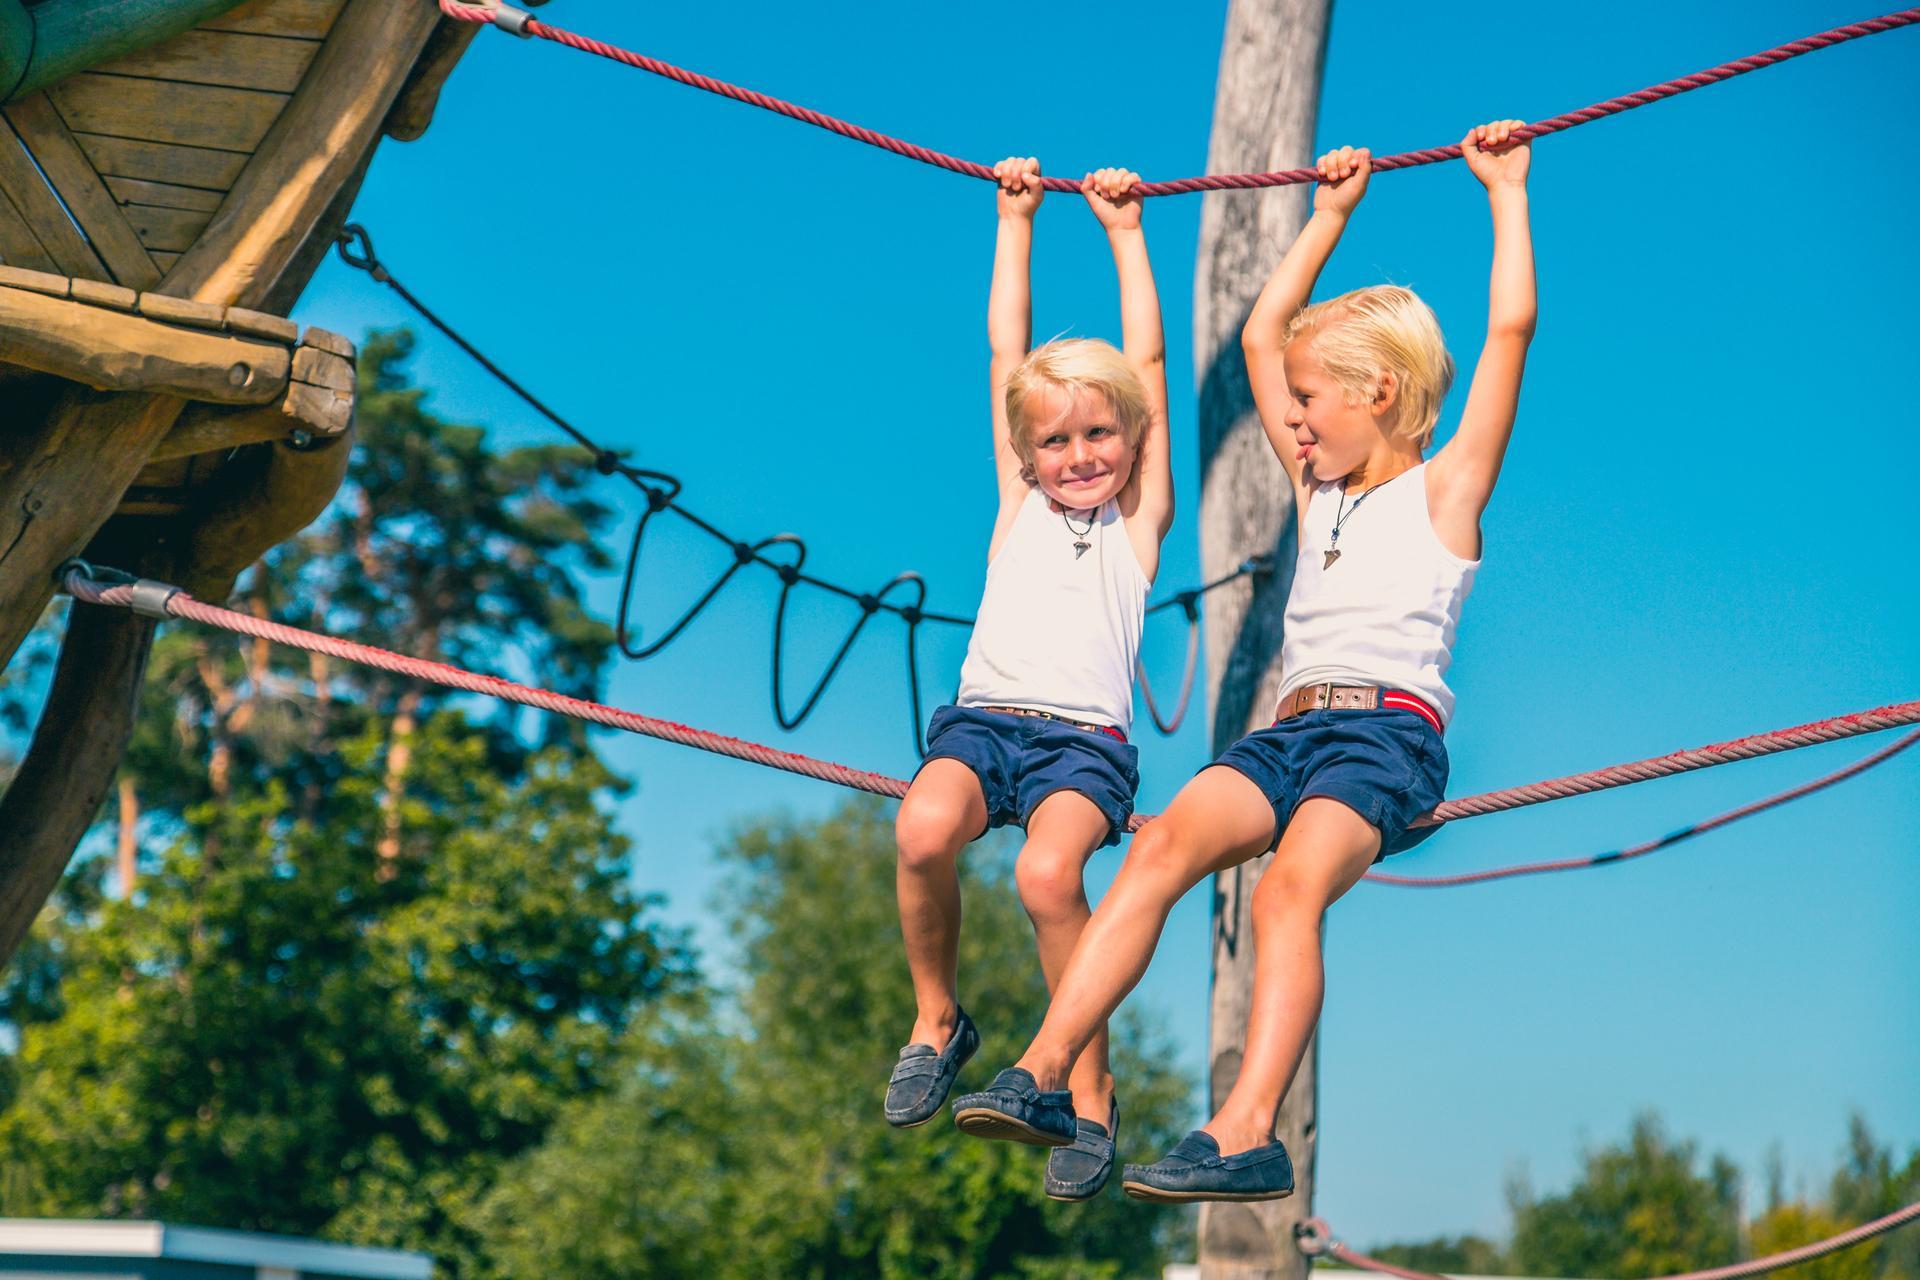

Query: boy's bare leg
895 759 989 1048
1202 796 1379 1156
1016 790 1119 1124
1013 766 1279 1089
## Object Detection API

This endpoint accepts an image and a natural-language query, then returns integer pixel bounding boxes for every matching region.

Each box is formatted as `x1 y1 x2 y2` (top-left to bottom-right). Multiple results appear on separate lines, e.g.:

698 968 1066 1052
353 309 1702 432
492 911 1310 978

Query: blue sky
283 0 1918 1247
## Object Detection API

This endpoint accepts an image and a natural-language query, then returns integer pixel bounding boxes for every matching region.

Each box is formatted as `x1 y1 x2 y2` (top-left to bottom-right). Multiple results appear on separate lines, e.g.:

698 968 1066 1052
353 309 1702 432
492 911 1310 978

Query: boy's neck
1344 442 1425 493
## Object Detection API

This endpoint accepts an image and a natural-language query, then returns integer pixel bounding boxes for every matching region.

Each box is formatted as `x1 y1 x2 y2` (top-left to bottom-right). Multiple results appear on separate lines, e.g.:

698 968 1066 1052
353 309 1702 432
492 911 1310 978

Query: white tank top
1279 463 1478 728
957 490 1150 733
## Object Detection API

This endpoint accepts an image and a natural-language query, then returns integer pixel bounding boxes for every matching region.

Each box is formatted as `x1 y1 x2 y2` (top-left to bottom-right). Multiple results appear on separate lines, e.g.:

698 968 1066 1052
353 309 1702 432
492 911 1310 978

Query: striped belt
977 705 1128 743
1275 683 1444 735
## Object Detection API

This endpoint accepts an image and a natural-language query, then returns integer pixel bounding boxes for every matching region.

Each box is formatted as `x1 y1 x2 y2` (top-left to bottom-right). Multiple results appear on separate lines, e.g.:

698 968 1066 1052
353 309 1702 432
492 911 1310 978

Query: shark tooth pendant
1323 549 1341 569
1074 541 1091 559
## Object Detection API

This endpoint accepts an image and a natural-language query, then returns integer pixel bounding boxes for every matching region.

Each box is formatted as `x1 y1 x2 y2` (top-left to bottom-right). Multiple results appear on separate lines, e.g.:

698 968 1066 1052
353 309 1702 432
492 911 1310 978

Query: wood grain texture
2 93 161 289
200 0 346 39
0 284 290 402
75 134 250 190
50 74 288 154
0 116 108 279
160 0 443 306
93 29 321 94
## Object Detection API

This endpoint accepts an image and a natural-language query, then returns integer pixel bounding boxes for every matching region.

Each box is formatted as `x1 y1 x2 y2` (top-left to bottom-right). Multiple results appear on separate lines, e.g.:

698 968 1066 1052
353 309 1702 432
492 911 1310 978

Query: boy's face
1282 338 1385 483
1022 382 1135 511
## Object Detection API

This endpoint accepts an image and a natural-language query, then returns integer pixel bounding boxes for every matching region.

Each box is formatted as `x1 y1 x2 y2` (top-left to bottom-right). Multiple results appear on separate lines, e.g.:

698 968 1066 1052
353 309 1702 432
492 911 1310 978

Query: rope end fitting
481 0 536 36
1294 1217 1336 1259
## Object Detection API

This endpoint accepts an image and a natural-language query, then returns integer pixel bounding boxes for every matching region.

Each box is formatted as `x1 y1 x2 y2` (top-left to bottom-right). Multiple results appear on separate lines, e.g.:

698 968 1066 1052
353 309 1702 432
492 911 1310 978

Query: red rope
439 2 1920 196
59 569 1920 845
1365 728 1920 887
1299 1200 1920 1280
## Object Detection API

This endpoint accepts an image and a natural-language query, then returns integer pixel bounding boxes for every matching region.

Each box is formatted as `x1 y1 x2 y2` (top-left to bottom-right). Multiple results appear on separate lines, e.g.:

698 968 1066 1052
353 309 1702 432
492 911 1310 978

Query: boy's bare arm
1085 168 1173 541
1243 147 1371 494
1432 120 1537 539
989 157 1042 499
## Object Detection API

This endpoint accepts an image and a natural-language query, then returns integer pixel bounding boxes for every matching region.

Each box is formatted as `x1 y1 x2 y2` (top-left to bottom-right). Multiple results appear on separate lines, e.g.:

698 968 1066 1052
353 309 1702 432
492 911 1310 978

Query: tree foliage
477 798 1198 1280
0 330 687 1278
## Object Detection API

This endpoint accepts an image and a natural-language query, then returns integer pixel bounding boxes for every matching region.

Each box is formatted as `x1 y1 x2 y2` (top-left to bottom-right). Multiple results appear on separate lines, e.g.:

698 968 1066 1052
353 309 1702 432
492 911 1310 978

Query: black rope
334 223 1269 753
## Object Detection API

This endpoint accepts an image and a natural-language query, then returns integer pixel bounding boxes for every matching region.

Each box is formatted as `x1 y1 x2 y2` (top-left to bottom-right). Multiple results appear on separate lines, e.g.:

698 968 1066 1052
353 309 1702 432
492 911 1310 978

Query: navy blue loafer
1121 1130 1294 1203
884 1008 979 1127
1045 1095 1119 1200
951 1067 1076 1147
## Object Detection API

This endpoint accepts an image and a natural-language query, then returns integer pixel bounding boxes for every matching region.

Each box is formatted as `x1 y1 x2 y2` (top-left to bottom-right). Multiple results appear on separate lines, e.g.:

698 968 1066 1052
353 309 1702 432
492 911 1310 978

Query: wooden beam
93 29 322 95
160 0 443 306
103 176 224 213
201 0 346 40
150 333 356 461
0 113 108 279
0 183 59 273
2 92 162 289
384 15 481 143
48 73 288 154
123 202 214 253
75 133 249 191
0 598 160 971
0 389 186 675
0 283 290 402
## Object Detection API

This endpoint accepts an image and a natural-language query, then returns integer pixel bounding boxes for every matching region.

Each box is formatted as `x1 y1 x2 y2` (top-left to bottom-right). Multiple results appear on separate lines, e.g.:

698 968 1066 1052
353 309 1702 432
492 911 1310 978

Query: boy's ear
1370 371 1399 418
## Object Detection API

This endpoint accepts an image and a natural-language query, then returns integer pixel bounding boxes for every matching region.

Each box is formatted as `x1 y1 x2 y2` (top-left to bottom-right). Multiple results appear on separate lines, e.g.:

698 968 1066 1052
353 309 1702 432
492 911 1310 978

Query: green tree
478 798 1198 1280
1368 1235 1510 1276
0 329 688 1278
1509 1113 1741 1279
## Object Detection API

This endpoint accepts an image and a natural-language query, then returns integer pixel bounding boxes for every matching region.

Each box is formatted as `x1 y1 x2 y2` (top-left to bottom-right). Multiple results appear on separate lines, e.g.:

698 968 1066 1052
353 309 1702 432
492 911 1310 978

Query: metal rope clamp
481 1 535 36
1294 1218 1335 1259
129 579 181 620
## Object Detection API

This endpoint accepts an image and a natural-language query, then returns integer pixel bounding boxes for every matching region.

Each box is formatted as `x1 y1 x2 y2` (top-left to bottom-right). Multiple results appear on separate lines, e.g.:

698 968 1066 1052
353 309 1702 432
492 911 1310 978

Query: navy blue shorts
1210 708 1449 859
917 704 1140 848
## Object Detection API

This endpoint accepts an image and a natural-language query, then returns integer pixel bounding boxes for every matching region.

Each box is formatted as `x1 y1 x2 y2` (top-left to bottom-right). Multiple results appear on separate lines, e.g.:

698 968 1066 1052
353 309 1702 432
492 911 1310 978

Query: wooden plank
0 188 60 274
0 285 290 404
75 134 249 190
103 176 225 213
2 93 161 290
200 0 347 39
162 0 443 306
151 250 182 271
124 203 215 253
0 117 109 280
49 74 288 154
93 30 321 95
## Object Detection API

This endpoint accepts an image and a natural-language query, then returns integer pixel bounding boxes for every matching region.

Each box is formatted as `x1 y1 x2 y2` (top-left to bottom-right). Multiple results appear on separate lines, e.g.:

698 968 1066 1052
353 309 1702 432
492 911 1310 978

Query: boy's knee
1250 859 1322 927
1117 822 1198 898
896 797 970 872
1015 846 1086 921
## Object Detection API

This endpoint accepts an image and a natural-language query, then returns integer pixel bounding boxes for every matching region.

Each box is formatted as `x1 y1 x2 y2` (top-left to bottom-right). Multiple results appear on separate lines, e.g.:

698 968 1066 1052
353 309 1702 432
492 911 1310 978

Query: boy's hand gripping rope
438 1 1920 196
60 565 1920 879
332 225 1256 753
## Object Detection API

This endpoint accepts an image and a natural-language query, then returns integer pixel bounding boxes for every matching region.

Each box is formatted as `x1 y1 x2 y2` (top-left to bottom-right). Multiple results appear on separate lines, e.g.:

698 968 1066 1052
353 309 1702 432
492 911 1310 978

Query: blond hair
1003 338 1151 468
1283 285 1454 448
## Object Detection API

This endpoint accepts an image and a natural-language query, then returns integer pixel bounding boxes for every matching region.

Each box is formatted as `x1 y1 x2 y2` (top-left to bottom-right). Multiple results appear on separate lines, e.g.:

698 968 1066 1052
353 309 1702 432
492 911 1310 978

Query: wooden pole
1193 2 1330 1276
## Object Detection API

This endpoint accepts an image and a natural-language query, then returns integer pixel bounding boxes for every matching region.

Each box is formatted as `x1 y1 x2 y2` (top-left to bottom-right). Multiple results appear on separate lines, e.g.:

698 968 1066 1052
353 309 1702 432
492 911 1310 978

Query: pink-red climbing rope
60 567 1920 850
439 1 1920 196
1297 1200 1920 1280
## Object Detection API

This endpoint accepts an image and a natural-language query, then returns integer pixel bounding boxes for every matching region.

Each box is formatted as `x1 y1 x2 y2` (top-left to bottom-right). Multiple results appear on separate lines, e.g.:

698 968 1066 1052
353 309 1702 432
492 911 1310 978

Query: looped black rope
333 226 1275 753
774 571 927 743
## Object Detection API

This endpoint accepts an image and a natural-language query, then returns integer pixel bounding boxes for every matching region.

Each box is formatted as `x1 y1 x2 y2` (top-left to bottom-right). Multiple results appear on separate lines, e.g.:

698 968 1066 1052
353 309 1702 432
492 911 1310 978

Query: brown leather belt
977 704 1128 743
1275 683 1444 734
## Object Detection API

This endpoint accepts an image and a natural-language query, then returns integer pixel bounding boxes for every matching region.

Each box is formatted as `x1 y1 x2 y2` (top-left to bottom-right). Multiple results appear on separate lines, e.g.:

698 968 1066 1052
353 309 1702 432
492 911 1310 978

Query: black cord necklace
1324 467 1413 569
1062 507 1094 559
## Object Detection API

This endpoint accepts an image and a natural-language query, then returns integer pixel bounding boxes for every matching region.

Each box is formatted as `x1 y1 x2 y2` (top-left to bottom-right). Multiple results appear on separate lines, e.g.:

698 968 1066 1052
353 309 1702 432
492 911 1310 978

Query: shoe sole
1121 1180 1295 1204
953 1106 1074 1147
1044 1181 1108 1202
